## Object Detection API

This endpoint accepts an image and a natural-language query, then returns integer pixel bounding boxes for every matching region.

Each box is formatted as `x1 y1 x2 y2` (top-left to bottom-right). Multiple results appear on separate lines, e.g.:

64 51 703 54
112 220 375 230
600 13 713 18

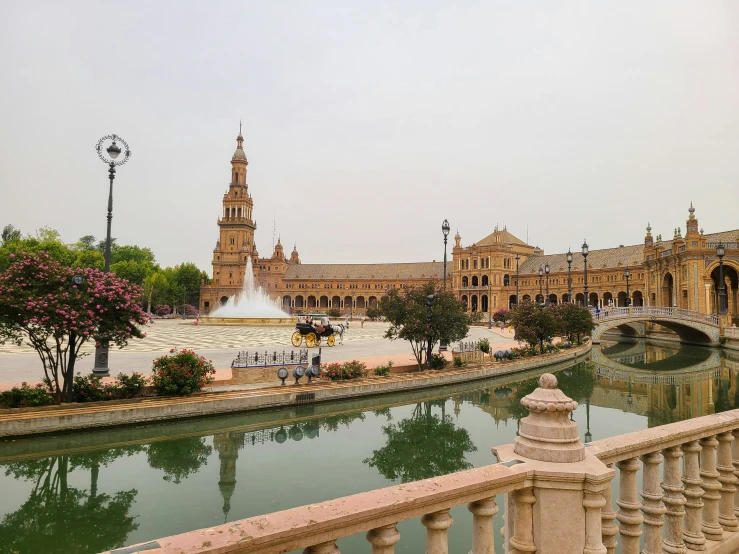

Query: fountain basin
199 316 295 326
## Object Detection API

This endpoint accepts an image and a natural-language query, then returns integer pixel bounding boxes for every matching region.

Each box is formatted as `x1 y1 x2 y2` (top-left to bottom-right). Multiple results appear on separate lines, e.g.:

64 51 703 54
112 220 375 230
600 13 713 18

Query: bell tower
211 126 257 287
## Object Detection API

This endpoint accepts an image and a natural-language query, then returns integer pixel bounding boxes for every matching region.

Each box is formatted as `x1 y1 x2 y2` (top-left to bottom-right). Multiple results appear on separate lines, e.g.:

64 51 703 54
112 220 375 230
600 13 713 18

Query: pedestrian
361 317 364 328
595 306 601 320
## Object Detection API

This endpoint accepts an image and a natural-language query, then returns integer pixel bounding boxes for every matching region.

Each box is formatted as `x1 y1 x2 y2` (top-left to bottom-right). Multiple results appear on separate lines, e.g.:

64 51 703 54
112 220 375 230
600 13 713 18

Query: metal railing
231 348 309 368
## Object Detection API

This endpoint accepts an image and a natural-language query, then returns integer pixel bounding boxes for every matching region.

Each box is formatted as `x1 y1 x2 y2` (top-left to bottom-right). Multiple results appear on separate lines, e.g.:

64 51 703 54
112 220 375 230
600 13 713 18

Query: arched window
462 276 469 287
481 275 488 286
503 274 510 286
472 276 479 287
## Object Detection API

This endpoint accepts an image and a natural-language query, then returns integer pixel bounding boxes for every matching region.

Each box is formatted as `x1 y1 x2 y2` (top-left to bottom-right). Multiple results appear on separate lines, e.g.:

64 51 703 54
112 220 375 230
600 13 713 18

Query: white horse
331 323 345 344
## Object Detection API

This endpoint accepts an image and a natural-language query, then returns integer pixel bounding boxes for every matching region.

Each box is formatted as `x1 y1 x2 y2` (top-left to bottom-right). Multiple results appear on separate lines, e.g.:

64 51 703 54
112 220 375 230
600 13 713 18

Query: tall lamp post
545 263 550 305
94 134 132 377
440 219 450 351
515 253 520 306
624 268 631 307
538 267 544 304
582 240 589 308
717 242 727 314
566 248 573 302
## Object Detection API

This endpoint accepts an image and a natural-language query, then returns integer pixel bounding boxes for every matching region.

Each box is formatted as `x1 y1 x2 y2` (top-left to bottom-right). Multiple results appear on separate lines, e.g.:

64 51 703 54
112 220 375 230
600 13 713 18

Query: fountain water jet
200 258 294 326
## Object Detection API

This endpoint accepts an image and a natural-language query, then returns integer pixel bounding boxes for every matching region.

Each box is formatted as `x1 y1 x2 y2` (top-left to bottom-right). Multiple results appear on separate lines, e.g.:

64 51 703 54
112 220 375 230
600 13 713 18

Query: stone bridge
591 306 721 346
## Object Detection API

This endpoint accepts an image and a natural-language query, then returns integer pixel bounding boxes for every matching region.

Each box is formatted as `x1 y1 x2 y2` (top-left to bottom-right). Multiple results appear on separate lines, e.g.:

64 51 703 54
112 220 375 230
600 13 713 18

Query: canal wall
0 343 590 438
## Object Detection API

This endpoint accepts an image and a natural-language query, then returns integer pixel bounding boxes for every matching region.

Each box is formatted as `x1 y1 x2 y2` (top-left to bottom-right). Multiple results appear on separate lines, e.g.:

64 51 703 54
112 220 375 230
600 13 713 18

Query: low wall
0 344 591 438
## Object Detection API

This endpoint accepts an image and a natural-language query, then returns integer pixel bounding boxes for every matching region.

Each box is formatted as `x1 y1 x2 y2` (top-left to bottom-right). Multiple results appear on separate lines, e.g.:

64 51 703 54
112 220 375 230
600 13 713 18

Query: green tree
146 437 213 484
553 303 594 344
72 249 105 271
143 271 169 313
379 282 470 369
1 224 21 244
76 235 97 250
363 401 477 482
110 244 156 266
110 259 153 287
508 301 562 353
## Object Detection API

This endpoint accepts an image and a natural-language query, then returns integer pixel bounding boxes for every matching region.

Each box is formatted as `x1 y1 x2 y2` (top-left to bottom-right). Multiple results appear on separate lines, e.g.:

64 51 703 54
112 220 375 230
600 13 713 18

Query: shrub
493 308 509 323
151 348 216 396
453 356 464 368
323 360 368 380
373 360 394 377
73 374 116 402
0 382 54 408
117 372 147 398
328 307 342 318
719 337 727 345
181 304 198 317
155 304 172 316
429 353 448 370
478 338 490 353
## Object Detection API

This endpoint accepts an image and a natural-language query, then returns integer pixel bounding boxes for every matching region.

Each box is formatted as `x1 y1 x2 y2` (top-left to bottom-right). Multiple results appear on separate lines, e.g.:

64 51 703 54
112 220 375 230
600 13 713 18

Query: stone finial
646 222 652 235
513 373 585 463
689 201 695 219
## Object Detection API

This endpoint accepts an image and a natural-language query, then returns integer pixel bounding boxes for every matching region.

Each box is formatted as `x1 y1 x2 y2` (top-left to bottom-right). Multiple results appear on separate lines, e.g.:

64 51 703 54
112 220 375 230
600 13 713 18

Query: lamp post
538 266 544 304
582 240 589 308
94 134 132 377
624 268 631 307
440 219 450 352
566 248 573 302
717 242 727 314
515 253 520 306
545 263 550 306
426 294 435 369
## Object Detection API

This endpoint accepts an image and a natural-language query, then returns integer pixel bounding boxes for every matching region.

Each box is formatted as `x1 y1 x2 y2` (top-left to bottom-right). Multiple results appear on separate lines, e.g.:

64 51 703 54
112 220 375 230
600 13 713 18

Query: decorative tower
211 127 257 287
213 432 245 523
685 202 699 238
644 222 653 249
290 243 301 264
272 237 285 261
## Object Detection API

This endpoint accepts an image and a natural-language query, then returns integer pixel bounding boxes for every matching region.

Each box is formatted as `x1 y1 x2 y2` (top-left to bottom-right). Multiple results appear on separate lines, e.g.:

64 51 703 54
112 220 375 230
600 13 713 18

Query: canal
1 341 737 553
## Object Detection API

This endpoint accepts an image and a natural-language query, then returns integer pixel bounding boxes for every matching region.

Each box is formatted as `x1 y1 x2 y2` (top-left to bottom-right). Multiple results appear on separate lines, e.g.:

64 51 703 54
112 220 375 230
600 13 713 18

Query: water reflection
1 341 738 553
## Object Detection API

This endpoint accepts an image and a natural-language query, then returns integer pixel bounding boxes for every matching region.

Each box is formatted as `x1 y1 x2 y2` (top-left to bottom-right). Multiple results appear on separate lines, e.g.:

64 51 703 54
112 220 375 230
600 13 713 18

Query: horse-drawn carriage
291 320 344 348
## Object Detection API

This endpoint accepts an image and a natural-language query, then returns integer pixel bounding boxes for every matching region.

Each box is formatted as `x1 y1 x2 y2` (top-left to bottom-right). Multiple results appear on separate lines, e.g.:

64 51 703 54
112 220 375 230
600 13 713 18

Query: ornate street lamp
582 240 589 308
566 248 573 302
440 219 450 352
545 263 550 306
624 268 631 307
94 134 132 377
538 266 544 304
717 242 727 314
515 253 520 306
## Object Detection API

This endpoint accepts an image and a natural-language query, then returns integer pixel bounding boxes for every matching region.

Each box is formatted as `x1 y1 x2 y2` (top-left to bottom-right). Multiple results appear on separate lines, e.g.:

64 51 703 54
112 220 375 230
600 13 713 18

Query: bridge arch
591 308 720 346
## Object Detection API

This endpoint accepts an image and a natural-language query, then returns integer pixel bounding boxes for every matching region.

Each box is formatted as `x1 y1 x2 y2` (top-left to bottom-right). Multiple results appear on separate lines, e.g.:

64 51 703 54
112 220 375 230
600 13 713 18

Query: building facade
201 133 738 323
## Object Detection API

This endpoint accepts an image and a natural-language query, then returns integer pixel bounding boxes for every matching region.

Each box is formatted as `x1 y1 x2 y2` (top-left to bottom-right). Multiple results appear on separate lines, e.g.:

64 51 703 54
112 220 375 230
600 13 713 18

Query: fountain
200 258 294 326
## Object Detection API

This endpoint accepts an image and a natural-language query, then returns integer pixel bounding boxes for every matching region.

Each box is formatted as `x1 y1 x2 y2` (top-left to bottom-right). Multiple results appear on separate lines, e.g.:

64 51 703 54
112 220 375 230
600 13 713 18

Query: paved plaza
0 320 516 388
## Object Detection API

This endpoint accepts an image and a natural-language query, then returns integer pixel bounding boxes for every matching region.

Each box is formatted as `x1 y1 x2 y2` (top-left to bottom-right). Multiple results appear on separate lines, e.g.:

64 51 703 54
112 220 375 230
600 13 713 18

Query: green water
1 342 738 554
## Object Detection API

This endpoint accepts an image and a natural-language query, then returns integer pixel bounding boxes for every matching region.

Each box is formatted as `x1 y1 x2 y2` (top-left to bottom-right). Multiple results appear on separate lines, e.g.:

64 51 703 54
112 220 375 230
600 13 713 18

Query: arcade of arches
200 135 738 323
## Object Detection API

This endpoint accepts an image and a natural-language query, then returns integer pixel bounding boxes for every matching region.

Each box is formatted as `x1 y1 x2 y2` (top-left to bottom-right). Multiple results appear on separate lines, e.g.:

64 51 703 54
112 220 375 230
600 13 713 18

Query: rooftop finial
688 201 696 219
239 117 242 136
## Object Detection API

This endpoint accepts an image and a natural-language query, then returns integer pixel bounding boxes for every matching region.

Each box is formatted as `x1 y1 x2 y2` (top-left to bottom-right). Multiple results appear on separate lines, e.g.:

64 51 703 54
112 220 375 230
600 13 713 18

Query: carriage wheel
291 332 302 347
327 335 336 347
306 333 317 348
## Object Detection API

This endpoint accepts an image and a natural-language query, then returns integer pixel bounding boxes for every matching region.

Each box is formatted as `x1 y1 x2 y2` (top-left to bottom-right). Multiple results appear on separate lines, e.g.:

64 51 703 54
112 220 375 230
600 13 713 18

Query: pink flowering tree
0 252 150 402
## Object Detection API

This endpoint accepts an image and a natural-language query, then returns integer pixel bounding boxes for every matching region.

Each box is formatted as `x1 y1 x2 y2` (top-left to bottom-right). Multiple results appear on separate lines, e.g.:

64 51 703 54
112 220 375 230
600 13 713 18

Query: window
230 238 235 245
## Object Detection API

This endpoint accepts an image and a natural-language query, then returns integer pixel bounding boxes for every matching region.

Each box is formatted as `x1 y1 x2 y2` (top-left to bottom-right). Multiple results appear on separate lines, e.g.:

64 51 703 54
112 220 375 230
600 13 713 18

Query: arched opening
662 273 674 307
344 296 353 311
710 263 739 316
504 274 510 286
632 291 644 307
589 292 599 308
535 294 544 304
368 296 378 308
481 294 489 312
461 295 468 310
295 295 304 308
472 276 479 287
522 294 532 302
509 294 517 308
575 292 584 305
548 293 558 305
356 296 366 309
282 295 291 309
308 295 317 308
617 291 628 307
462 276 469 287
561 293 570 303
603 292 613 307
471 295 478 312
219 296 229 306
332 295 341 308
481 275 489 287
319 295 329 308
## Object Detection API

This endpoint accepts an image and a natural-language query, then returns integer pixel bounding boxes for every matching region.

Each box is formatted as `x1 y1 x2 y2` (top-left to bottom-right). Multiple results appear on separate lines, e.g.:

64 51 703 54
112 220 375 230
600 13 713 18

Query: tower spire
239 118 242 136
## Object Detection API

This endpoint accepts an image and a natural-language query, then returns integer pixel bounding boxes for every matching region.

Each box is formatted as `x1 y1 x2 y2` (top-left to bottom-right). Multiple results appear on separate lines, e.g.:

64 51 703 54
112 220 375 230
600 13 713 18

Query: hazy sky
1 1 737 272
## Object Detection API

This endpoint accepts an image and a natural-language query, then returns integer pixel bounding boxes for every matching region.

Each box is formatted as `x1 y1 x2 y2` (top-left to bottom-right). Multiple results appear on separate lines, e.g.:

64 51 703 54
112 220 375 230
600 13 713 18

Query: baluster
508 487 536 554
366 523 400 554
700 435 723 540
682 440 706 550
601 469 618 554
640 452 666 554
615 457 643 554
733 430 739 519
717 431 739 531
467 497 497 554
583 489 607 554
303 540 340 553
421 509 453 554
661 446 686 554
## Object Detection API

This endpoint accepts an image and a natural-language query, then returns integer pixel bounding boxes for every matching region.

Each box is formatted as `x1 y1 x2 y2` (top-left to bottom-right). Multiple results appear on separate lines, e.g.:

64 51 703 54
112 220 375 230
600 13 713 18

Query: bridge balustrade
591 306 720 327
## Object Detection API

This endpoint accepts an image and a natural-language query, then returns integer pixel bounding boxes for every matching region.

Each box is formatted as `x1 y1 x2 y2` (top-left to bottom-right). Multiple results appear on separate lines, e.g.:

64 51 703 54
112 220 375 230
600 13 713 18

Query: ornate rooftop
283 262 444 281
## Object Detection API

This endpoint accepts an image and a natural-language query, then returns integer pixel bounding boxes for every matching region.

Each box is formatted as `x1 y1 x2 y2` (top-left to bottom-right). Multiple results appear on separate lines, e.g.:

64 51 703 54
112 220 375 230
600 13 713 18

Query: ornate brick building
202 132 738 323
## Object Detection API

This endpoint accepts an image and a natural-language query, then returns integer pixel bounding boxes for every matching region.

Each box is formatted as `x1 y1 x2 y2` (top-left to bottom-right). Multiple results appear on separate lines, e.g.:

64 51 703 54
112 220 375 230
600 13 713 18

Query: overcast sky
1 1 737 272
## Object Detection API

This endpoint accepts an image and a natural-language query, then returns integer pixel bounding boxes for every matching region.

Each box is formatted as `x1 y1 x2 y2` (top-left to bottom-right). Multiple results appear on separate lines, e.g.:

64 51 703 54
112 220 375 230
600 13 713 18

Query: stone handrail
725 326 739 339
591 305 720 326
114 463 531 554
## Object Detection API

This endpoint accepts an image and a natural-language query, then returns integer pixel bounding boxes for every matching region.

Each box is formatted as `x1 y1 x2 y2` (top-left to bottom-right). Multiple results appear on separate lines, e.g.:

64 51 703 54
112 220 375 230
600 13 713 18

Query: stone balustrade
112 376 739 554
725 326 739 339
591 306 720 326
